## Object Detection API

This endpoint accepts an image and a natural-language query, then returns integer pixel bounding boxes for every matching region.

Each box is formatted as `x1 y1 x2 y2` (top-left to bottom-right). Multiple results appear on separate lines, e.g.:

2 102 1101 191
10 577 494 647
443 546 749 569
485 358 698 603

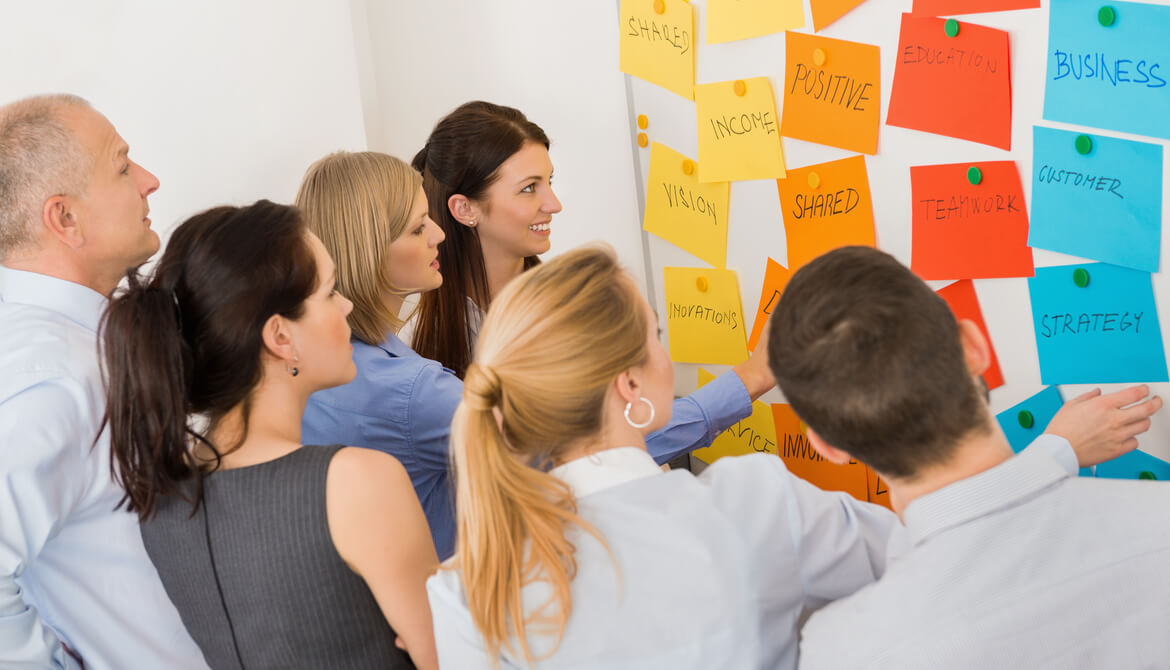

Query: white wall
354 0 649 290
0 0 369 284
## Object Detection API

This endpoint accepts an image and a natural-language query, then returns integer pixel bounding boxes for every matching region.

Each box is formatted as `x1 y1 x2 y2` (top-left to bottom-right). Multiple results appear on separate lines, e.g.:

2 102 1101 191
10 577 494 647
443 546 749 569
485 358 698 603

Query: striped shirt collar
902 445 1071 547
550 446 663 498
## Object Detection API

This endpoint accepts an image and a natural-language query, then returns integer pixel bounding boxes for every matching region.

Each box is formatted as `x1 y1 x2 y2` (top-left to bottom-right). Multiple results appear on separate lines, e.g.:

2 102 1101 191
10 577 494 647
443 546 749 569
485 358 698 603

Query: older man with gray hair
0 94 207 668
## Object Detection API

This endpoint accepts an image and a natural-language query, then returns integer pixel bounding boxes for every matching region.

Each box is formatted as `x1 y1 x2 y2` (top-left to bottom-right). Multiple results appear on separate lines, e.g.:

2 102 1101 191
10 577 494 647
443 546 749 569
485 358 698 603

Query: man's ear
957 318 991 377
42 195 84 249
806 426 856 465
260 313 297 363
447 194 482 227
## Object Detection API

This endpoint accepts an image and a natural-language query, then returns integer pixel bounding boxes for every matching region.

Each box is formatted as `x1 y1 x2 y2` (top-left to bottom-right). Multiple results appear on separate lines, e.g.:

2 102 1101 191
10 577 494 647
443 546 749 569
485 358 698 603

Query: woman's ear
260 313 297 363
611 369 642 406
447 194 481 228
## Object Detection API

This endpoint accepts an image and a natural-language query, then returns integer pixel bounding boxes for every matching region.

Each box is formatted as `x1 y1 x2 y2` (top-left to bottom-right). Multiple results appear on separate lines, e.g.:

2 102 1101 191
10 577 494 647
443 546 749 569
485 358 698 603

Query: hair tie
464 362 501 411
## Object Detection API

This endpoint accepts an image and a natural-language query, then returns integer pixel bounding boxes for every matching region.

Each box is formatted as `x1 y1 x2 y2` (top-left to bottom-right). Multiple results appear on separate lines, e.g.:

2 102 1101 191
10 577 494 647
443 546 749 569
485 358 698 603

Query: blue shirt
428 449 900 668
303 332 752 559
0 267 208 670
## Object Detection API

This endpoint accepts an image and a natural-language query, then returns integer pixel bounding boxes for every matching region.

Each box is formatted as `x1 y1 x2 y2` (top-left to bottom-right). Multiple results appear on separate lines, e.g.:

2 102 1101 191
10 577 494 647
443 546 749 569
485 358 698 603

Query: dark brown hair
100 200 318 519
411 100 549 378
767 246 990 480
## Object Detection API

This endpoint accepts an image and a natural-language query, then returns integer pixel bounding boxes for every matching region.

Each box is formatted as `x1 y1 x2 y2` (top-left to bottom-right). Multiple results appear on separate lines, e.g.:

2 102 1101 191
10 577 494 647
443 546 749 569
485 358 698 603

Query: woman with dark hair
100 200 438 670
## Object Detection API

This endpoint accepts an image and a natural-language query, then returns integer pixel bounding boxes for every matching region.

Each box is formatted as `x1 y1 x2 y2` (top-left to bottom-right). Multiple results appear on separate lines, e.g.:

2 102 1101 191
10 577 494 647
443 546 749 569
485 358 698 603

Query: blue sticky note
1044 0 1170 139
1030 126 1163 272
995 387 1094 476
1095 448 1170 480
1029 263 1169 384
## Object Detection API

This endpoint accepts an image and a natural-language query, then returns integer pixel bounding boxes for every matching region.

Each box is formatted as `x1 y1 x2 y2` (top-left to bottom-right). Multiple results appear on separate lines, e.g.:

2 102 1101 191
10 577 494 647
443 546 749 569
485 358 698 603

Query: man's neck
4 253 117 296
884 428 1015 519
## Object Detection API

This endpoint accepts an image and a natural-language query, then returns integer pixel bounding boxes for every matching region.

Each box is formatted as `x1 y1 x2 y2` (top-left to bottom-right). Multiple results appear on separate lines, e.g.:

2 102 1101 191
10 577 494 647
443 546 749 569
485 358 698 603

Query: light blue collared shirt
0 267 207 669
799 434 1170 670
428 448 901 669
303 332 753 560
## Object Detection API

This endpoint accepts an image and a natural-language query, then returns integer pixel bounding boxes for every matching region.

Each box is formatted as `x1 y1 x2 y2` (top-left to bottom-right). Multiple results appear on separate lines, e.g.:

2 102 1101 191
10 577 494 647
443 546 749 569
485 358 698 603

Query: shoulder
328 446 410 486
0 303 98 401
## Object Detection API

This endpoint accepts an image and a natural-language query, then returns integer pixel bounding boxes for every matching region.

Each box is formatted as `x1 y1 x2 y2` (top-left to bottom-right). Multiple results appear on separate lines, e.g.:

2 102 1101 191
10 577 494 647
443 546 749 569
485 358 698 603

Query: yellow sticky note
693 369 778 464
706 0 804 44
781 32 880 155
696 77 786 182
644 142 730 268
664 267 748 365
619 0 696 100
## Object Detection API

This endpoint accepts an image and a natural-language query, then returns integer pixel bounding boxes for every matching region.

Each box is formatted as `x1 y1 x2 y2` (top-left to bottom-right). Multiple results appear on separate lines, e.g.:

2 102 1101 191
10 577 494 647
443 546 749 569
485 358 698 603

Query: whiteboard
625 0 1170 463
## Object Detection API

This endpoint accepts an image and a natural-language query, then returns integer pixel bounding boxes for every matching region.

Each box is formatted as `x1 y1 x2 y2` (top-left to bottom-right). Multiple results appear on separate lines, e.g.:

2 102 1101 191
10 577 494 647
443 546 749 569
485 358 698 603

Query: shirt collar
378 330 415 358
0 266 107 333
902 445 1071 547
550 446 663 498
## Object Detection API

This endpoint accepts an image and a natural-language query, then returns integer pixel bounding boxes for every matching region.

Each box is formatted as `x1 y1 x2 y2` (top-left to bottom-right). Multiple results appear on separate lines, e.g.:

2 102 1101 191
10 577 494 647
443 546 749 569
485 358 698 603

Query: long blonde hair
451 245 648 664
294 151 422 344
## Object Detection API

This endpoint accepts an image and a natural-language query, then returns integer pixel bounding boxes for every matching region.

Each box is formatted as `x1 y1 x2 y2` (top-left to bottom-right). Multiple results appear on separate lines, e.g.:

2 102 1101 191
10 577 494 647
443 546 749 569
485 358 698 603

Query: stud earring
285 355 299 377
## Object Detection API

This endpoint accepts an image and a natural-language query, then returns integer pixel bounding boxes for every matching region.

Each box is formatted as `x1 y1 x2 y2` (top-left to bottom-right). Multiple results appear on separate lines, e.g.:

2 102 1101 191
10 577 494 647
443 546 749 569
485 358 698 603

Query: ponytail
100 272 200 520
452 362 604 665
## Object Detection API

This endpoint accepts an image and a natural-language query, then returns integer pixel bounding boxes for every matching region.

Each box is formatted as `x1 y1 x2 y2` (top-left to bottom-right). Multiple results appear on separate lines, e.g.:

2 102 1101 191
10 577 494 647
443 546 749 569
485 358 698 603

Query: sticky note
693 369 778 463
1043 0 1170 140
747 258 792 352
810 0 868 32
1095 448 1170 480
887 13 1012 150
706 0 803 44
936 280 1005 390
777 155 876 272
782 33 880 154
773 403 870 502
664 267 749 365
1029 126 1163 273
995 386 1095 477
910 161 1033 280
643 142 730 268
619 0 696 100
696 77 786 182
865 468 892 508
913 0 1039 16
1029 263 1169 384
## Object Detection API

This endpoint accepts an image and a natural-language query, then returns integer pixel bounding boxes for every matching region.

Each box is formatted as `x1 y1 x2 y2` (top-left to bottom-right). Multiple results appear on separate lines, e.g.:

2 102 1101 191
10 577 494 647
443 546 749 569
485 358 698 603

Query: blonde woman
427 246 902 668
297 152 774 561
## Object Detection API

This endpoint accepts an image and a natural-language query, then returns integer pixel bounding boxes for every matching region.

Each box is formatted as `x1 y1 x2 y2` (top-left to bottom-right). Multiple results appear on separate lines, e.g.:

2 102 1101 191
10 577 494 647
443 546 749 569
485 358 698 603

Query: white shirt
398 295 482 349
0 267 207 669
798 437 1170 670
428 447 901 669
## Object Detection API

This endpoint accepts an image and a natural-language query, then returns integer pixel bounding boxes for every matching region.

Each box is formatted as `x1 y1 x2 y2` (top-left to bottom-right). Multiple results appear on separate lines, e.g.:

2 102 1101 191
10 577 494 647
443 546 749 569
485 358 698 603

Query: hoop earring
285 355 299 377
624 397 655 429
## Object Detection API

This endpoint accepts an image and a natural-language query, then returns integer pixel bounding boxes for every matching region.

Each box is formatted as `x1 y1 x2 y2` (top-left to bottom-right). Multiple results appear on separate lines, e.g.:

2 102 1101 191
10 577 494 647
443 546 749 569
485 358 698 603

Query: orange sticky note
936 280 1005 390
696 77 786 182
887 13 1012 150
810 0 868 32
782 32 880 155
619 0 696 100
777 155 875 273
747 258 792 352
910 161 1033 280
706 0 804 44
694 369 778 464
865 467 892 509
773 404 870 502
912 0 1039 16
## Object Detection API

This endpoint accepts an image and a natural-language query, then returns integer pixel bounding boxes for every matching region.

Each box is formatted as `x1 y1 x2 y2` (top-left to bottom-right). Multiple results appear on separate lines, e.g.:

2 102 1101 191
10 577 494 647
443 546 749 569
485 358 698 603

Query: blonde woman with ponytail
428 246 903 669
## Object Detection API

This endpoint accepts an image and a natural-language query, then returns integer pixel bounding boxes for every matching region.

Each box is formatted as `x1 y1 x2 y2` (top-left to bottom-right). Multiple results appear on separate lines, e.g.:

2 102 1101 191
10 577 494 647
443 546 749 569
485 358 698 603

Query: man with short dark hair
0 94 207 668
771 246 1169 669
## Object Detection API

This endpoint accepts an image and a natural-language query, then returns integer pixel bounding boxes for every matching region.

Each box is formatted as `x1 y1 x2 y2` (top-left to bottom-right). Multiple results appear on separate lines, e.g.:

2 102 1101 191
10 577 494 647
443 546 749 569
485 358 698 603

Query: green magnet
1017 410 1034 429
1075 134 1093 155
1098 6 1116 27
1139 471 1157 480
1073 267 1090 288
944 18 960 37
967 166 982 185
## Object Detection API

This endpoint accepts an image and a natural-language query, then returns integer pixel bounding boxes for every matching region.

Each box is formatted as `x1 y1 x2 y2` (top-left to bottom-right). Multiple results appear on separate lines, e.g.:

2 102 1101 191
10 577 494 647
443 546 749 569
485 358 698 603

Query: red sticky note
773 404 870 502
912 0 1039 16
810 0 868 32
910 161 1033 280
865 467 892 509
936 280 1005 390
747 258 791 352
887 14 1012 150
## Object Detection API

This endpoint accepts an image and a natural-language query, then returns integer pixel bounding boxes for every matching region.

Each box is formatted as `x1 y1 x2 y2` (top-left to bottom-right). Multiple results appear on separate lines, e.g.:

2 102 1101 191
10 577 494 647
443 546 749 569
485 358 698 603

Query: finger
1116 417 1153 442
1107 384 1151 408
1116 436 1140 457
1068 387 1103 404
1117 396 1163 423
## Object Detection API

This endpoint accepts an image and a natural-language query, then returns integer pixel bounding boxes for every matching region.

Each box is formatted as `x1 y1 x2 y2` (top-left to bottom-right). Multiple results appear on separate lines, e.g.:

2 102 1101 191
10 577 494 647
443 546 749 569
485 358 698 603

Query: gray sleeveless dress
140 445 414 669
